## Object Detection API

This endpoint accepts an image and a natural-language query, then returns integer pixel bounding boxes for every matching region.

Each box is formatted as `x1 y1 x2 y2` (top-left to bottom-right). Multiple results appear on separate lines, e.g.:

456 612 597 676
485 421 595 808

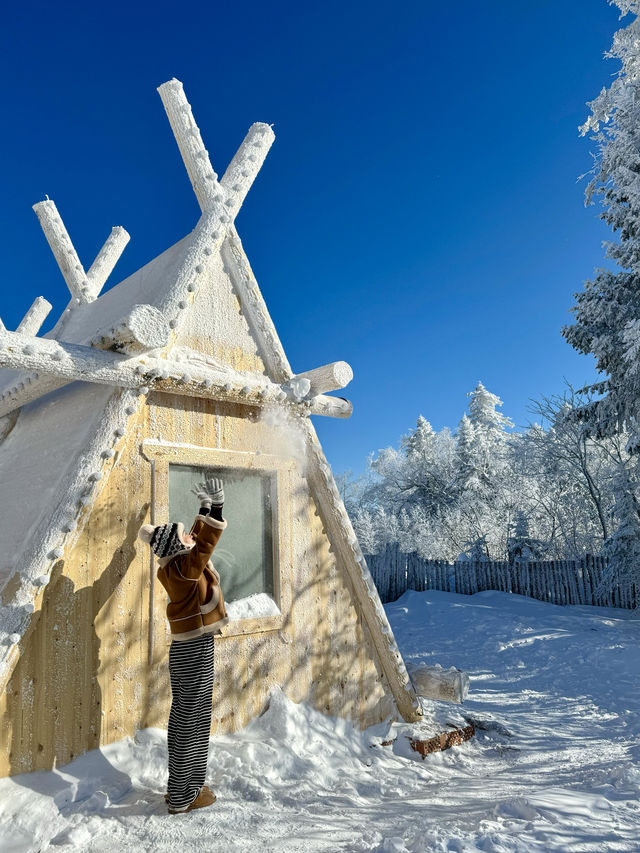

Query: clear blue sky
0 0 625 478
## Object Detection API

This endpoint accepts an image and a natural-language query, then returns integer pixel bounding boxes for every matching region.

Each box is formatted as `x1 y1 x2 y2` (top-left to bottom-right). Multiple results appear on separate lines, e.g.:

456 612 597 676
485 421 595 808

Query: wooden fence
365 544 638 609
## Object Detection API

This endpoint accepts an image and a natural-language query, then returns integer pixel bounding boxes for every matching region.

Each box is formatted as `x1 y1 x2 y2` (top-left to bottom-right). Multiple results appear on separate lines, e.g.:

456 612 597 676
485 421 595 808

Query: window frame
142 439 295 641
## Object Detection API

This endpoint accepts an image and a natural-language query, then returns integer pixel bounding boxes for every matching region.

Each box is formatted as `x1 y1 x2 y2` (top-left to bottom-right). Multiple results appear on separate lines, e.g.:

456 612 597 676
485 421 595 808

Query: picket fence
364 543 638 610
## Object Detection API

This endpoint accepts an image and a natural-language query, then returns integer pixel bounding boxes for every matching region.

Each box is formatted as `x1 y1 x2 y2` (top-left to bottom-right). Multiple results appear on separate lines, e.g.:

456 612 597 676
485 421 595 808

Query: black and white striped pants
167 632 214 810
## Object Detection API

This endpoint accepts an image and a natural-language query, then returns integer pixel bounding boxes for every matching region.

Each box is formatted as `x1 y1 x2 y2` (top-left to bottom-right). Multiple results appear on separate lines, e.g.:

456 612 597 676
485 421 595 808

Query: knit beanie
137 521 192 559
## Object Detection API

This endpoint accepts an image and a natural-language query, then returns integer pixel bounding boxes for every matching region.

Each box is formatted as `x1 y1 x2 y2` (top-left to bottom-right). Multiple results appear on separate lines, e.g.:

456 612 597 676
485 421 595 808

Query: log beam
157 78 218 210
0 329 352 419
220 122 275 219
33 199 129 309
91 304 170 354
290 361 353 397
16 297 52 336
86 226 130 299
33 199 91 304
157 78 274 216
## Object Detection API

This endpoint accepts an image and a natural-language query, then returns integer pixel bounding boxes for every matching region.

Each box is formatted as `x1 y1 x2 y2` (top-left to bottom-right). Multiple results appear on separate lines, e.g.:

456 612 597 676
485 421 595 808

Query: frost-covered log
405 662 470 704
158 78 274 217
85 226 130 299
290 361 353 397
33 199 129 307
0 328 351 418
220 122 275 219
33 199 91 303
90 304 170 354
15 296 52 336
157 78 218 210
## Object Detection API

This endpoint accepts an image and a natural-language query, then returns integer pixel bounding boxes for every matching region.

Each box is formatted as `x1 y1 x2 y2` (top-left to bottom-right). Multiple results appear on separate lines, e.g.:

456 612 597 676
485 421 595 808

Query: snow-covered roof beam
289 361 354 398
0 328 353 419
84 226 130 300
92 304 170 354
33 199 129 305
16 296 52 336
157 78 274 215
219 123 275 219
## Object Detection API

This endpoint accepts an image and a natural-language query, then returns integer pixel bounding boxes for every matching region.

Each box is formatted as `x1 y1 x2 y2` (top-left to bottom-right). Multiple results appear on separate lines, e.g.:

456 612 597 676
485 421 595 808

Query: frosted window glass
168 464 274 605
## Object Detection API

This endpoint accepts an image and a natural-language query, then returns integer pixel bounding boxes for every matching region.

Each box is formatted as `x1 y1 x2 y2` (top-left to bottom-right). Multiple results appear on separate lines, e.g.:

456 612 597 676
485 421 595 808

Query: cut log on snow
405 662 470 704
90 304 170 354
290 361 353 397
407 724 475 757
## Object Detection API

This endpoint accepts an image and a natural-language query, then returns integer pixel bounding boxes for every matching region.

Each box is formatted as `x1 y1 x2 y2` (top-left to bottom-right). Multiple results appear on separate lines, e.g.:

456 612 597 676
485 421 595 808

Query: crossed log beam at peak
0 78 353 421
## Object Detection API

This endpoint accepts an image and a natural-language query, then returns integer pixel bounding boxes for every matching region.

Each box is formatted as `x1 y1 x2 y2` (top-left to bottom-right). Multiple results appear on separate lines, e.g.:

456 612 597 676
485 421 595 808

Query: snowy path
2 589 640 852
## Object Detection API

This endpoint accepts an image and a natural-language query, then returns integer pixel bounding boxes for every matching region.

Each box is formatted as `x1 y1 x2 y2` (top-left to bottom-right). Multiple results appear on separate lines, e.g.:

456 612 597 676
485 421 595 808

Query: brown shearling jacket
156 514 229 641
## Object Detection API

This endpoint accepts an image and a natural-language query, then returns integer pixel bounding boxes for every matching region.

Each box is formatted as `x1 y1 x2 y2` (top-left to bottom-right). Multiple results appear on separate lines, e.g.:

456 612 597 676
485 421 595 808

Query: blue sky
0 0 627 478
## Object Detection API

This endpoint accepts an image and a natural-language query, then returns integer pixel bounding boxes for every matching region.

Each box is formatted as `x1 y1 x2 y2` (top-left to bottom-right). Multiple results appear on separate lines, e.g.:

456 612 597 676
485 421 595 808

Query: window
142 440 294 639
168 464 275 604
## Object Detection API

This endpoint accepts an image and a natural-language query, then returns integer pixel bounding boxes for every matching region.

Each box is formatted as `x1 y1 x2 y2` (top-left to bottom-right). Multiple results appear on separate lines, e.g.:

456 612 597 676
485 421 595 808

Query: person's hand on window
191 477 224 520
191 483 213 511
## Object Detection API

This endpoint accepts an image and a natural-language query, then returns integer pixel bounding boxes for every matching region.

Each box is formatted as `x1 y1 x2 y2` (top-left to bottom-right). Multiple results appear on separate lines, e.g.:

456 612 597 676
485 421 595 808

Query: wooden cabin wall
0 386 394 778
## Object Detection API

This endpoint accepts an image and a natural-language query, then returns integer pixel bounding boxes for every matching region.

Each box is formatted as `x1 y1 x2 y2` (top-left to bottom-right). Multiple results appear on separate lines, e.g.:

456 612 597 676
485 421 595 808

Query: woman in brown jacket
138 476 228 814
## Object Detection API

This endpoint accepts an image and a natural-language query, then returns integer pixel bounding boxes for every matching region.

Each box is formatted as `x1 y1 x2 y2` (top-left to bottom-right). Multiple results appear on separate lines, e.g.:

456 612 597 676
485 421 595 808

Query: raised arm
183 476 226 580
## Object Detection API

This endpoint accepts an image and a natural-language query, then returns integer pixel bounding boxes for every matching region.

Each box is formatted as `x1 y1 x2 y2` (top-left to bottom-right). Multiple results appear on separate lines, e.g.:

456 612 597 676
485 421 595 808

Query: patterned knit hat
137 521 192 559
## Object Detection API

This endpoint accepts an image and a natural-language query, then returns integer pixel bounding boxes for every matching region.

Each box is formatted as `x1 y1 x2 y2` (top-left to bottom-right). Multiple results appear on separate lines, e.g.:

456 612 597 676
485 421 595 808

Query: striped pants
167 632 214 810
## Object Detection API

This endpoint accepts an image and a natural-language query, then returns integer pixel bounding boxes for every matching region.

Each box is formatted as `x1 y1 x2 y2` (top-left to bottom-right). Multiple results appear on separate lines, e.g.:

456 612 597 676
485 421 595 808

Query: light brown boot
167 786 216 814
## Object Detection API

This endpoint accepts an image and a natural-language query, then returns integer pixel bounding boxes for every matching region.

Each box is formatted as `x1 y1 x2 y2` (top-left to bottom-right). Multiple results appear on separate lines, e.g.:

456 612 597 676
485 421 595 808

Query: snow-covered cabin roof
0 79 421 723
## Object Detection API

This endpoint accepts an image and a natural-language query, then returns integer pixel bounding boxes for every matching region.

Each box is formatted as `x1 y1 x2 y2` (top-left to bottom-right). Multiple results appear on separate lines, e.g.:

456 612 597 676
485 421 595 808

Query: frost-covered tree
506 509 547 563
598 462 640 602
457 535 490 562
454 414 480 493
563 2 640 453
453 383 517 559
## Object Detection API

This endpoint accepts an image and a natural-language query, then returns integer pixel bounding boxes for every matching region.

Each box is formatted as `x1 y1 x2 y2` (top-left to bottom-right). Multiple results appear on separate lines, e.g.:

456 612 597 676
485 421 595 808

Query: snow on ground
2 589 640 852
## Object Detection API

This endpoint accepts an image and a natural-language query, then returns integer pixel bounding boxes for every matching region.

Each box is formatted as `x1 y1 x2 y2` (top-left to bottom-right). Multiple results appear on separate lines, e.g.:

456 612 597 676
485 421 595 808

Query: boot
167 785 216 813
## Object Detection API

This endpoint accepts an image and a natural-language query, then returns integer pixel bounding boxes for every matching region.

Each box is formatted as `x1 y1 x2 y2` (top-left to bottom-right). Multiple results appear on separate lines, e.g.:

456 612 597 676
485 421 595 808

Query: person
137 475 228 814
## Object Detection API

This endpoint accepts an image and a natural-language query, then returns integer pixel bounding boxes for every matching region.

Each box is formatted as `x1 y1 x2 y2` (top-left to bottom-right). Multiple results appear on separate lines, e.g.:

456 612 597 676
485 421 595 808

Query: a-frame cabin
0 79 425 777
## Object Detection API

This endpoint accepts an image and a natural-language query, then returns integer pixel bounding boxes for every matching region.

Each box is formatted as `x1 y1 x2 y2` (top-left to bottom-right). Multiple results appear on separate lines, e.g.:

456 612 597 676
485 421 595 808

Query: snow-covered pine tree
457 535 490 562
401 414 436 460
507 509 547 563
453 382 515 558
562 2 640 453
466 382 515 471
598 462 640 607
454 413 480 493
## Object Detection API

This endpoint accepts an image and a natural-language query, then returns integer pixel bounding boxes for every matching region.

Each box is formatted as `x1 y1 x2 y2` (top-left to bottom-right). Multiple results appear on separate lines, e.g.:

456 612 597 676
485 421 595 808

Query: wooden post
86 226 130 299
289 362 354 397
157 79 219 209
91 304 170 354
33 199 91 304
221 122 276 219
16 297 52 336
